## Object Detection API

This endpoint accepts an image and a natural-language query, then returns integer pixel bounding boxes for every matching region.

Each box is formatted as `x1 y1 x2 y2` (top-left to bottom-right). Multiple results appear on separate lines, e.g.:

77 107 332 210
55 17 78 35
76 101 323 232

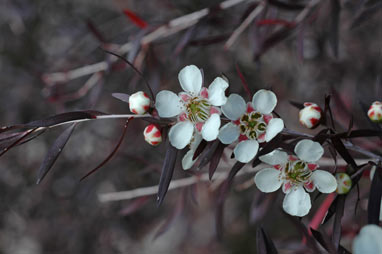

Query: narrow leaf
209 142 226 180
197 140 220 170
235 63 252 99
80 120 131 181
328 0 340 58
86 19 106 43
193 139 207 160
368 166 382 224
123 9 148 29
256 227 278 254
331 137 357 170
268 0 305 10
156 142 178 206
332 195 345 250
112 93 130 104
36 124 76 184
310 228 337 254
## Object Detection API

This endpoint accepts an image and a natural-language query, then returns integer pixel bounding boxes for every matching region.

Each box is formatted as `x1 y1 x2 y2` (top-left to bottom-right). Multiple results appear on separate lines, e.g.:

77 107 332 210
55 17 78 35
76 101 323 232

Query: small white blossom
155 65 229 149
299 102 322 129
353 224 382 254
143 124 162 146
367 101 382 123
218 90 284 163
129 91 151 115
254 139 337 217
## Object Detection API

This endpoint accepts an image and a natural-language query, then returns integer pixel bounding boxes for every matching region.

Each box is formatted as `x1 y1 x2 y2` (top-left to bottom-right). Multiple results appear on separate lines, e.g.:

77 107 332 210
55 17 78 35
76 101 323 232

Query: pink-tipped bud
367 101 382 123
299 102 322 129
143 124 162 146
129 91 151 115
335 173 352 194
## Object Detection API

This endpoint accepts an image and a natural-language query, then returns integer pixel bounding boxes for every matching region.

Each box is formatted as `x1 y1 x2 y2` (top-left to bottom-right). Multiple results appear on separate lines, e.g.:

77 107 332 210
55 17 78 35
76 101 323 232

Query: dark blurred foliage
0 0 381 253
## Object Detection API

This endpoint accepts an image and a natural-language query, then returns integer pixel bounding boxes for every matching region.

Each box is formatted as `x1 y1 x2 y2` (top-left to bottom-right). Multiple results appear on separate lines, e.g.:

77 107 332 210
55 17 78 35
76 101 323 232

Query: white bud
299 102 322 129
129 91 151 115
367 101 382 123
143 124 162 146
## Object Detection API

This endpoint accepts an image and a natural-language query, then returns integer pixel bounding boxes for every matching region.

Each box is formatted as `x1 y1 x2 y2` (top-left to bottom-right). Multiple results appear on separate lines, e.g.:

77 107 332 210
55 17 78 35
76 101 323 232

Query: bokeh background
0 0 381 253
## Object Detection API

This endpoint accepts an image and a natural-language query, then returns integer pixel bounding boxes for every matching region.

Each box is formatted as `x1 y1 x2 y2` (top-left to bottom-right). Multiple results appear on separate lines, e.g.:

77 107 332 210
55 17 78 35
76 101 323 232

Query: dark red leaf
332 195 345 250
289 100 304 109
310 228 336 254
268 0 305 10
368 166 382 224
156 142 178 206
193 139 207 160
36 124 76 184
197 140 220 170
331 137 357 170
119 196 150 216
80 120 131 181
86 19 106 43
112 93 130 104
256 19 296 28
235 63 252 99
123 9 148 29
256 227 278 254
324 95 336 130
209 142 226 180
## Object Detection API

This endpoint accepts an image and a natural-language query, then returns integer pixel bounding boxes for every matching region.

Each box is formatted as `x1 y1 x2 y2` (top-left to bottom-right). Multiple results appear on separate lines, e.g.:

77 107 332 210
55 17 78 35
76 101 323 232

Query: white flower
155 65 229 149
129 91 151 115
143 124 162 146
353 224 382 254
254 139 337 217
299 102 322 128
181 133 202 170
218 90 284 163
367 101 382 123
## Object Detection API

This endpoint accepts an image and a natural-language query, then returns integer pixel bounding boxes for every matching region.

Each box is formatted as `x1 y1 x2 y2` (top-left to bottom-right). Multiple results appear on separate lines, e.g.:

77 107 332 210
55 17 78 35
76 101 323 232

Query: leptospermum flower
352 224 382 254
155 65 228 149
218 90 284 163
254 139 337 217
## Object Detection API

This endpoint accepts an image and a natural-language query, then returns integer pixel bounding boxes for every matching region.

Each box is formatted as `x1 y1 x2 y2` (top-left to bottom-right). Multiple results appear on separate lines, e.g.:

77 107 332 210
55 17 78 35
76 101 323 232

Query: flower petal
221 94 246 121
169 121 194 149
254 168 282 193
190 133 203 151
294 139 324 162
218 122 240 144
155 90 182 117
178 65 202 95
311 170 337 193
282 186 311 217
201 113 220 141
234 140 259 163
259 149 288 165
182 150 196 170
252 89 277 114
265 118 284 142
208 77 229 106
353 225 382 254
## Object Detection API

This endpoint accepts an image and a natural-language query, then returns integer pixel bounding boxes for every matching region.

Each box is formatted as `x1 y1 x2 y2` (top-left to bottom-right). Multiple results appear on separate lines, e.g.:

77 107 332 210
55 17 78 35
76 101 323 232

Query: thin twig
98 157 370 202
43 0 250 84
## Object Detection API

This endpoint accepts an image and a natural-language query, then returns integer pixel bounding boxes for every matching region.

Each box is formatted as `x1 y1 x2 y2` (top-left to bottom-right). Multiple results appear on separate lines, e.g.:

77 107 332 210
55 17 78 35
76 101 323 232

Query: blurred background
0 0 381 253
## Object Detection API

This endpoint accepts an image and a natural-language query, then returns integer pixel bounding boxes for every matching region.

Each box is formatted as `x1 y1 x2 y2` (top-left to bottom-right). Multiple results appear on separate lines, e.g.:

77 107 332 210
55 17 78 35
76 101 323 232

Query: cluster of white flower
129 65 340 217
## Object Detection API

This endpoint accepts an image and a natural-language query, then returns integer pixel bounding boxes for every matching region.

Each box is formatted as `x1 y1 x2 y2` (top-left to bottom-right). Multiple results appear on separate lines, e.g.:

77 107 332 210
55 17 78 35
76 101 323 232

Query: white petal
190 133 203 151
234 140 259 163
252 89 277 114
353 225 382 254
311 170 337 193
254 168 282 193
169 121 194 149
221 94 246 120
182 150 197 170
178 65 202 95
218 122 240 144
259 149 288 165
155 90 182 117
201 114 220 141
294 139 324 162
265 118 284 142
208 77 229 106
282 186 311 217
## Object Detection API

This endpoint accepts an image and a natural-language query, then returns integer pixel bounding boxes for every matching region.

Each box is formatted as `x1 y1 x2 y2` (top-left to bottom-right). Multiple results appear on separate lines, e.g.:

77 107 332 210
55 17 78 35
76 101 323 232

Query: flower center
239 111 267 139
284 160 312 185
185 97 211 123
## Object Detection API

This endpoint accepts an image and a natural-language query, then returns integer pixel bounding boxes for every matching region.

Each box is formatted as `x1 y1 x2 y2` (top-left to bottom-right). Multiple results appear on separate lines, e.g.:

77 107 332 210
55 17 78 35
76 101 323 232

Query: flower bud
129 91 151 115
335 173 352 194
143 124 162 146
299 102 322 128
367 101 382 123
